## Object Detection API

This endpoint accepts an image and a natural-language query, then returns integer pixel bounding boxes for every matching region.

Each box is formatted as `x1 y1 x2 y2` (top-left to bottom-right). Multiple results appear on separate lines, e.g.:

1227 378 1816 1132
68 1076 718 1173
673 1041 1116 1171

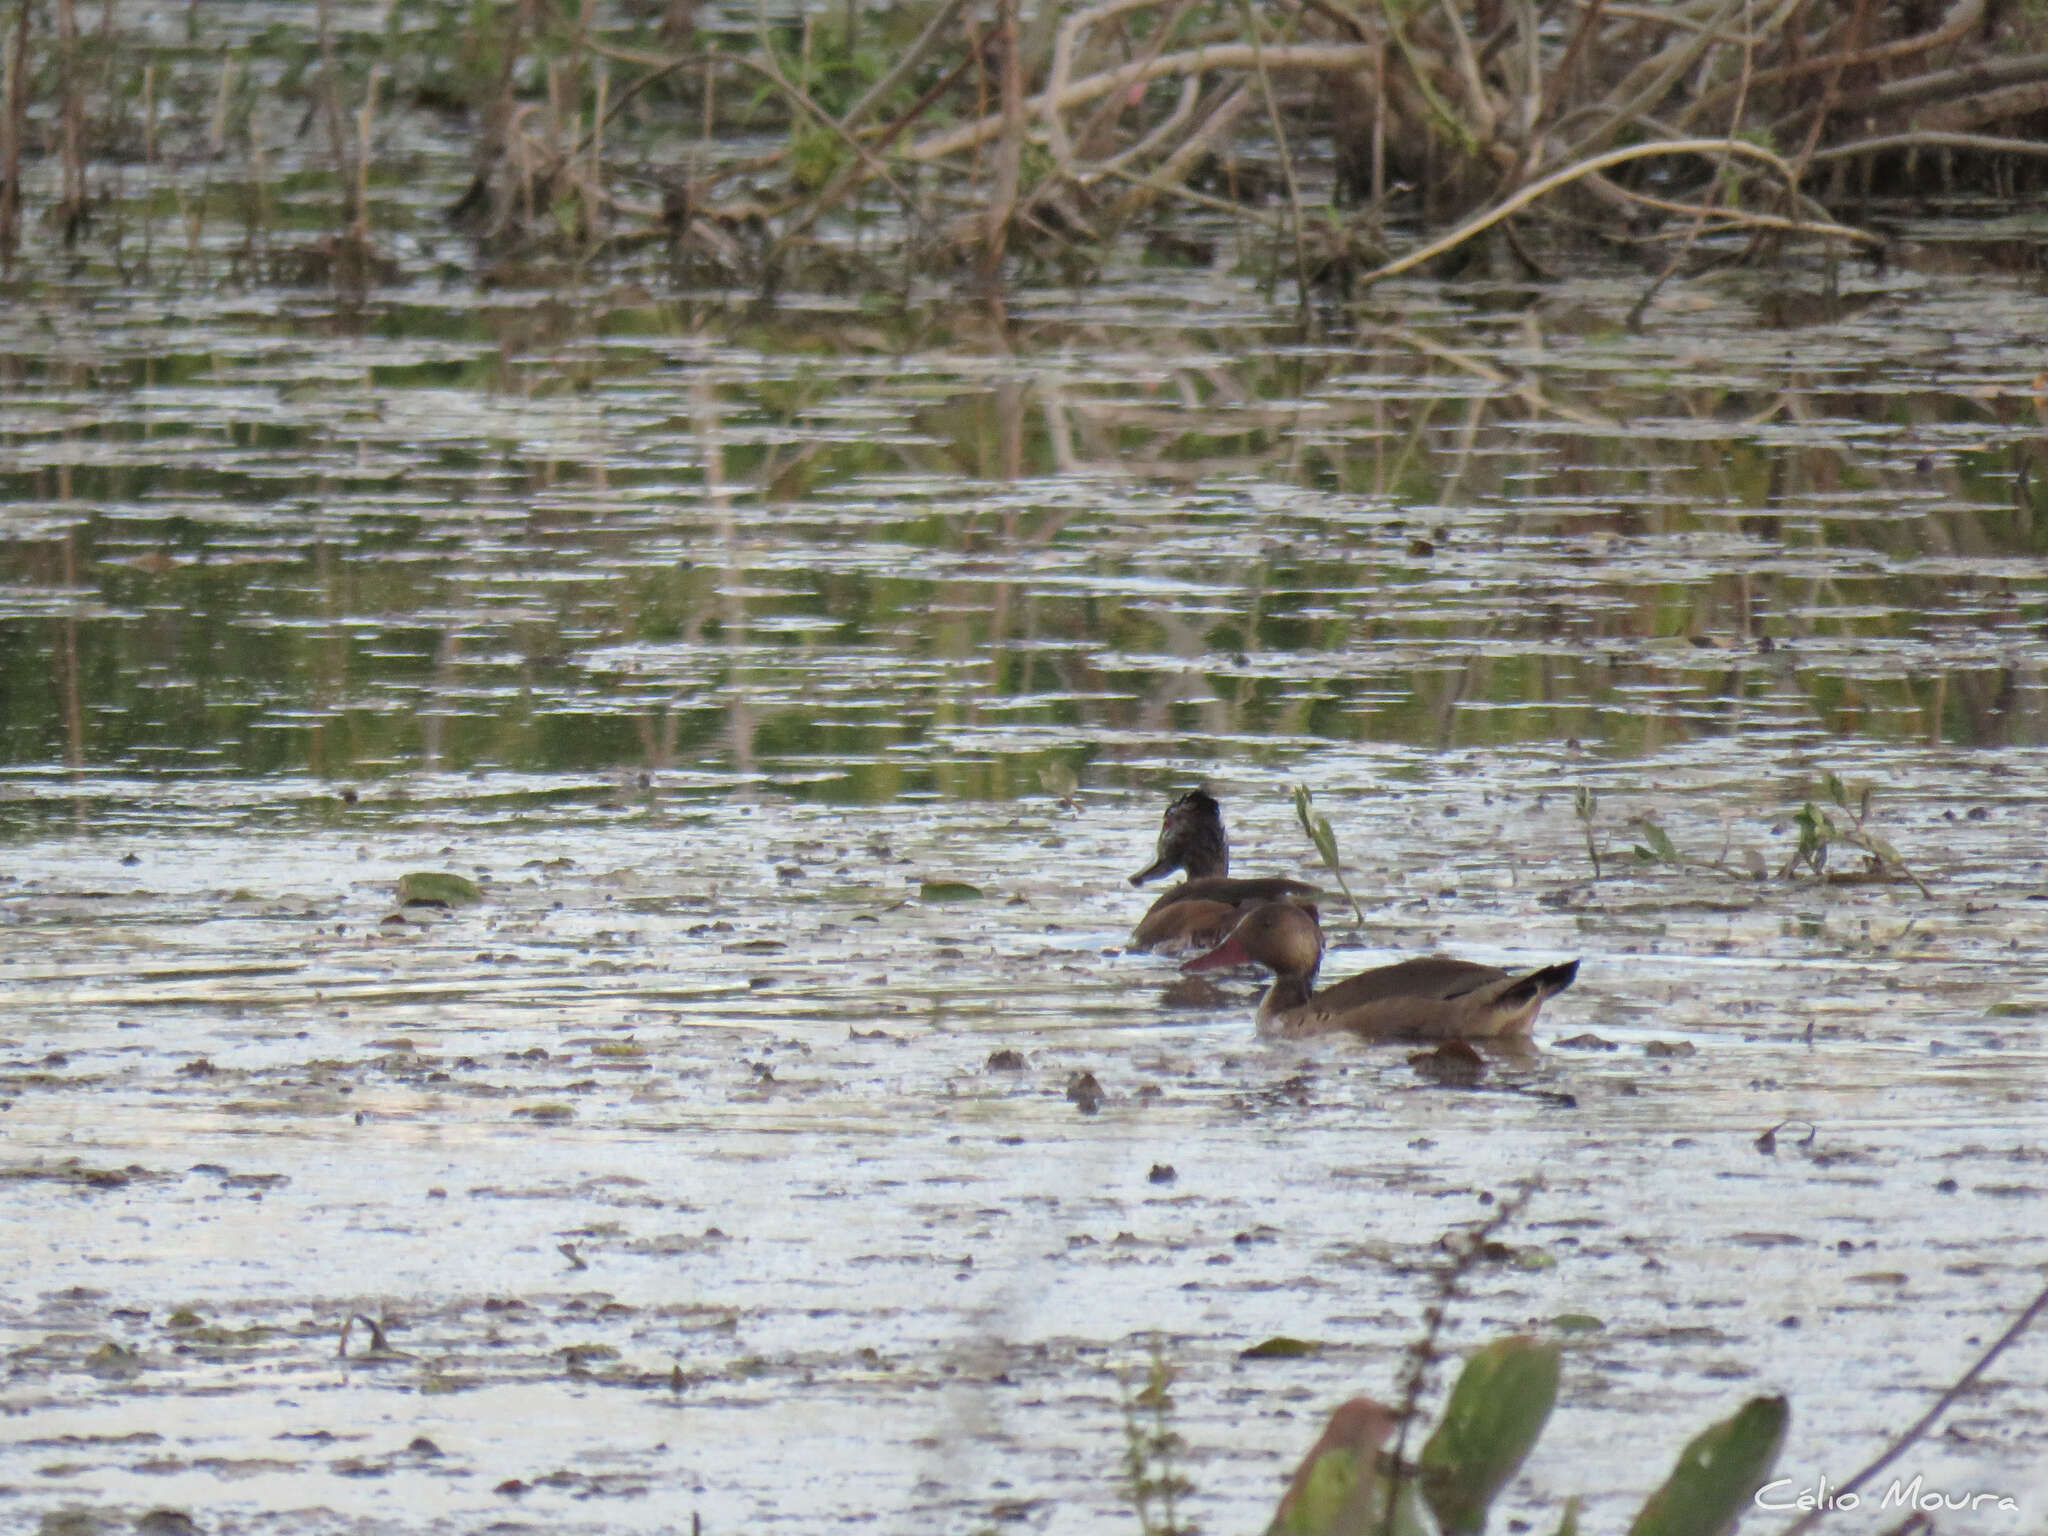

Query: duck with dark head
1128 789 1320 954
1184 900 1578 1042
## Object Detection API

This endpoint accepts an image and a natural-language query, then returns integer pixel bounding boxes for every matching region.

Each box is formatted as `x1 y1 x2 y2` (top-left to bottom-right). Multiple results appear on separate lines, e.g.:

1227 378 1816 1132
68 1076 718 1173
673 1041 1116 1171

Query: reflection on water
3 275 2046 814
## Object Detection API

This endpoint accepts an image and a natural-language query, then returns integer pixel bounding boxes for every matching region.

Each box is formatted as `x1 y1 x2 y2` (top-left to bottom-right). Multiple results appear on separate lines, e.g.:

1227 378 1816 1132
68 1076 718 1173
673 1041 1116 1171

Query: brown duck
1183 900 1579 1041
1128 789 1319 953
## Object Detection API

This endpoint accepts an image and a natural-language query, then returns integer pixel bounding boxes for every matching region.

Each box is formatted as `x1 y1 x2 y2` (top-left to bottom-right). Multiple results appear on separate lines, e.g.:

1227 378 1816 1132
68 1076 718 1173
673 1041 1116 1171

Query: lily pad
398 872 483 907
918 881 983 902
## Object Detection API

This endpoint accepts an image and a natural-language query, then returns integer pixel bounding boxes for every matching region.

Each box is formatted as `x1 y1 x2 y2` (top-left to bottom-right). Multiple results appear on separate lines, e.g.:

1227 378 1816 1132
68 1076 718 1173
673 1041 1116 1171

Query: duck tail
1500 958 1580 1006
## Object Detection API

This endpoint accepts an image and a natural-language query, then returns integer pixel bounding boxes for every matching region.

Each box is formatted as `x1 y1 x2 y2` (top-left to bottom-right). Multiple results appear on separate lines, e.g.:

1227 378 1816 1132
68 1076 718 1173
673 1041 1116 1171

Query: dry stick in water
1042 0 1173 168
206 49 230 156
740 7 913 208
980 0 1024 304
1052 0 1196 184
1235 0 1309 318
1354 135 1877 288
1625 0 1755 331
57 0 80 239
356 66 382 234
909 40 1376 162
1099 83 1264 225
838 0 973 136
1688 0 1984 131
1780 1276 2048 1536
141 59 155 280
0 0 28 269
315 0 359 228
1812 129 2048 165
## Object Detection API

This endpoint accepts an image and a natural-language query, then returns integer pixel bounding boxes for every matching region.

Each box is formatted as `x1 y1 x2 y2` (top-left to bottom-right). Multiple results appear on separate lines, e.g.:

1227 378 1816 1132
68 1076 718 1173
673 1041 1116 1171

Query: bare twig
0 0 29 268
1780 1277 2048 1536
1235 0 1308 315
1626 0 1755 331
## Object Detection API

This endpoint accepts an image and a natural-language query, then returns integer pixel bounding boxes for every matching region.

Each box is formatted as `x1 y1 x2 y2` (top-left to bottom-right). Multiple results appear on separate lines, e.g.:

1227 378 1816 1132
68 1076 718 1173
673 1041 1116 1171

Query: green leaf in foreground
1419 1335 1562 1536
1627 1395 1788 1536
1266 1398 1432 1536
397 871 482 906
1292 785 1364 924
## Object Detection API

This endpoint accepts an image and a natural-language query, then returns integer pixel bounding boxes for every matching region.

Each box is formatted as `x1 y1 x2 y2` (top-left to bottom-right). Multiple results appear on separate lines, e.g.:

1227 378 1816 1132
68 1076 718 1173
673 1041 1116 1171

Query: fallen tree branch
1353 134 1868 287
1691 0 1985 130
1806 129 2048 165
907 39 1376 162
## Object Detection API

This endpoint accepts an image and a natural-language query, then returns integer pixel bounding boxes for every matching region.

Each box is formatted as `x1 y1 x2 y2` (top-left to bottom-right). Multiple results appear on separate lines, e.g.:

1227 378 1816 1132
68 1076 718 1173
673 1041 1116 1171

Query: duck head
1179 900 1323 988
1129 788 1229 885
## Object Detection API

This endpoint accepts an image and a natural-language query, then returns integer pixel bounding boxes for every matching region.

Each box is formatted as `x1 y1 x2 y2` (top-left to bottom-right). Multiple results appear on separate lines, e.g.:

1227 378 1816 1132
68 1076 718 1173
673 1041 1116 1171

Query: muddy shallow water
7 185 2048 1532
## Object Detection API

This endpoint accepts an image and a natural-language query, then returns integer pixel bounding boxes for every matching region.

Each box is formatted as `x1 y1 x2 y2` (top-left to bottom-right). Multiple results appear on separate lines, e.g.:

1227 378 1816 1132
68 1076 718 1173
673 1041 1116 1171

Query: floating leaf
1419 1336 1562 1536
1627 1396 1788 1536
1551 1314 1604 1335
1241 1336 1320 1359
397 871 482 907
918 881 983 902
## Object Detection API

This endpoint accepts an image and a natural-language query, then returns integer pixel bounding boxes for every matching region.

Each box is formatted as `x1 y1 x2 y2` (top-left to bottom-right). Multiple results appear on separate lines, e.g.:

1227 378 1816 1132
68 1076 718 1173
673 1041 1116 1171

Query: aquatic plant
1293 784 1365 924
1267 1343 1785 1536
1119 1341 1195 1536
1627 813 1757 885
1570 786 1600 880
1569 771 1928 897
1779 771 1931 899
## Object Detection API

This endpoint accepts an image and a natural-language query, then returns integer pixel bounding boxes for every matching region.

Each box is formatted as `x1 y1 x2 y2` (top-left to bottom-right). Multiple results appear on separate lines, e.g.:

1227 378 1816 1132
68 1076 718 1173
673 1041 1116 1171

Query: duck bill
1129 855 1178 886
1181 934 1250 972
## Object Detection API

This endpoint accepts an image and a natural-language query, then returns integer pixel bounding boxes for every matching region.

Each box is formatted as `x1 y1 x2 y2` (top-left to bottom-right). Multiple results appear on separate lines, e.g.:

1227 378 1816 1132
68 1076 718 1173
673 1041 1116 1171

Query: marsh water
9 58 2048 1534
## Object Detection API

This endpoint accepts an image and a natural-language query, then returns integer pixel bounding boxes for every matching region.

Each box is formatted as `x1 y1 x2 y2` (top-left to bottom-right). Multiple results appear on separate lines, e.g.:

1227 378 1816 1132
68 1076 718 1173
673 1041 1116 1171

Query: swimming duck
1128 789 1319 953
1182 900 1578 1041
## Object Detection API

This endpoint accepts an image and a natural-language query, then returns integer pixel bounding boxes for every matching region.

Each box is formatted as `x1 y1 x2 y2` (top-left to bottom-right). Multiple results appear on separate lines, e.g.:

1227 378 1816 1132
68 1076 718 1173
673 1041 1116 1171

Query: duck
1127 788 1320 953
1182 900 1578 1041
